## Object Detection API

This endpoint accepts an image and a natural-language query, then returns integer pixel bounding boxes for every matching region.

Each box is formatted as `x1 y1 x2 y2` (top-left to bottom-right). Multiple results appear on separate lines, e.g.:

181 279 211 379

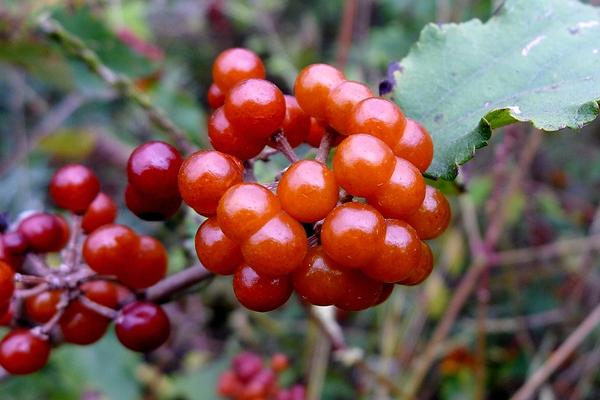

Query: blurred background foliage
0 0 599 399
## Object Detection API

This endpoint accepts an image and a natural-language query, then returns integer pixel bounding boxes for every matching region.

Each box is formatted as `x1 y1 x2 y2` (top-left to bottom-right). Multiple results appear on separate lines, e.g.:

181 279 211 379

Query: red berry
270 353 289 373
217 370 244 397
208 106 266 160
224 79 286 141
277 160 339 223
321 203 385 269
24 290 62 323
336 270 383 311
392 119 434 173
232 351 263 382
0 261 15 304
83 224 140 275
362 220 422 283
2 231 28 255
82 280 119 308
240 211 308 277
305 117 327 147
115 301 170 352
367 157 426 219
325 80 373 133
292 247 347 306
207 83 225 109
125 184 181 221
18 213 70 253
347 97 407 147
373 283 394 306
232 264 292 312
404 186 451 240
398 242 433 286
0 236 24 270
49 164 100 214
243 368 277 399
333 134 395 197
277 95 311 148
217 183 281 243
194 217 243 275
60 301 111 345
212 48 266 92
0 302 14 326
178 150 244 216
294 64 345 120
117 236 167 289
127 141 182 198
81 192 117 233
0 329 51 375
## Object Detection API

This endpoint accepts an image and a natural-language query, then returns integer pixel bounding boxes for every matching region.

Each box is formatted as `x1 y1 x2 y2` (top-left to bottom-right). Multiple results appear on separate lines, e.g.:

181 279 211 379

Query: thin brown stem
144 264 212 303
335 0 357 69
271 132 298 163
37 291 69 335
79 295 118 320
316 130 336 164
14 283 50 299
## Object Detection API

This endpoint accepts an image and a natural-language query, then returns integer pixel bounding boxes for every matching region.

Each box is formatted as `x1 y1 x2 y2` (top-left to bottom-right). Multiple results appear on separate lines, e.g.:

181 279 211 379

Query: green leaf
393 0 600 180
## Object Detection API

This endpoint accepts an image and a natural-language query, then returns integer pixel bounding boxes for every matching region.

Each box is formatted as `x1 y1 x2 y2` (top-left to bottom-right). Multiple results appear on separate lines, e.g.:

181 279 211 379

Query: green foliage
394 0 600 180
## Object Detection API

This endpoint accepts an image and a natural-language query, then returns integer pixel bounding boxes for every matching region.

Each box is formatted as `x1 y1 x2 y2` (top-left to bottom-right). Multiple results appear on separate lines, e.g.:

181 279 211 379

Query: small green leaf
394 0 600 180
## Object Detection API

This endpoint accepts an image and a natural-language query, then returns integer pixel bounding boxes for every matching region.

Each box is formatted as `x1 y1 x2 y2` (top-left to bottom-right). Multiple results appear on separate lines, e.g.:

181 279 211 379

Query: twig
37 14 194 154
271 132 298 163
37 291 69 335
511 303 600 400
316 130 336 164
62 214 82 271
144 264 212 303
14 283 49 299
462 308 570 334
335 0 357 69
79 295 118 320
309 305 345 350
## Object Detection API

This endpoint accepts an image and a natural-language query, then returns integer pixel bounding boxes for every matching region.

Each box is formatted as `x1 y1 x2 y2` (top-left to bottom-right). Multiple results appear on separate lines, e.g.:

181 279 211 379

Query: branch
511 303 600 400
271 132 299 163
79 295 118 320
37 14 194 154
316 130 336 164
144 264 213 303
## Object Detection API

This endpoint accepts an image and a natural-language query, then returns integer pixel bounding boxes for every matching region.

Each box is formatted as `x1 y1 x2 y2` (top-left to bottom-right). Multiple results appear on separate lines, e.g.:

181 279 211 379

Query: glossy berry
321 203 385 269
0 236 24 270
404 185 451 240
0 302 13 326
367 157 426 219
398 241 433 286
232 264 292 312
194 217 243 275
347 97 407 147
333 134 395 197
277 95 311 148
49 164 100 214
24 290 62 323
293 64 345 120
18 213 69 253
60 301 111 345
277 160 339 223
0 329 51 375
224 79 286 141
392 119 434 173
83 224 140 275
0 261 15 304
212 48 266 92
81 192 117 233
305 117 327 147
178 150 243 216
125 184 181 221
373 283 394 306
208 106 266 160
127 141 182 198
362 220 421 283
232 351 263 382
336 270 383 311
240 211 308 276
2 231 28 255
115 301 170 352
207 83 225 109
81 280 119 309
292 247 348 306
325 80 373 133
117 236 167 289
217 183 281 242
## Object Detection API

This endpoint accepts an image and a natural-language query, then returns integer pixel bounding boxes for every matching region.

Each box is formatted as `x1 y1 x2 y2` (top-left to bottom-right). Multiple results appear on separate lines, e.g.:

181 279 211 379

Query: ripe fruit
0 261 15 304
125 184 181 221
24 290 62 323
217 183 281 242
347 97 407 147
18 213 69 253
404 186 451 240
178 150 243 216
83 224 140 275
270 353 289 373
333 134 395 197
240 211 308 276
2 231 28 255
392 119 434 173
367 157 426 219
293 64 345 120
278 95 311 148
212 48 266 91
127 141 182 198
277 160 339 223
49 164 100 214
362 220 422 283
336 270 383 311
117 236 167 289
224 79 286 140
399 242 433 286
373 283 394 306
217 370 243 398
81 192 117 233
305 117 327 147
60 301 111 345
325 80 373 133
194 217 243 275
232 264 292 312
207 83 225 109
0 329 51 374
321 203 385 269
292 247 348 306
208 106 266 160
81 280 119 309
232 351 263 382
115 301 170 352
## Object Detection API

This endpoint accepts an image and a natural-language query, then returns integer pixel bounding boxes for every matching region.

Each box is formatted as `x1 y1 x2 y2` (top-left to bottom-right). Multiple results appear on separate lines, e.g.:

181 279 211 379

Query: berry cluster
186 48 449 312
217 351 305 400
0 164 171 375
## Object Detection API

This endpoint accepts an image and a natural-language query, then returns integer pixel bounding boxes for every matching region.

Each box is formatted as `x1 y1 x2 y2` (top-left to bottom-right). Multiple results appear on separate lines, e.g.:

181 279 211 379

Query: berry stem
38 291 70 335
79 295 118 320
144 263 212 303
271 132 299 163
14 283 50 299
243 160 257 182
62 214 82 271
316 130 336 164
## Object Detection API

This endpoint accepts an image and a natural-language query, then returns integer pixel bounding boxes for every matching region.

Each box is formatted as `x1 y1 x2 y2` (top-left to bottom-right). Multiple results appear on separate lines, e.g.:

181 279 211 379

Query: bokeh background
1 0 599 399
